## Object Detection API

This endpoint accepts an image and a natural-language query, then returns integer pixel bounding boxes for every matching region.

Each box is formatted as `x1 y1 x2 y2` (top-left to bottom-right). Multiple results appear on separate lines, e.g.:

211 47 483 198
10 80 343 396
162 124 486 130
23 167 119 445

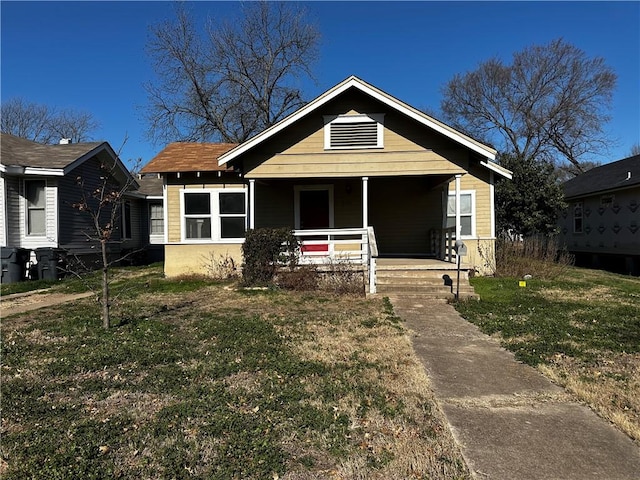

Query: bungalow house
0 133 147 279
558 154 640 275
141 76 512 293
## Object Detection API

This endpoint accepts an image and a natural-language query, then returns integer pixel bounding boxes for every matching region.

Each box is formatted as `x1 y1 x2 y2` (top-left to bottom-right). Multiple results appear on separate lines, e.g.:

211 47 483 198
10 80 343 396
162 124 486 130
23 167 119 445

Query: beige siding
246 150 465 178
164 243 243 277
239 91 472 178
166 174 247 243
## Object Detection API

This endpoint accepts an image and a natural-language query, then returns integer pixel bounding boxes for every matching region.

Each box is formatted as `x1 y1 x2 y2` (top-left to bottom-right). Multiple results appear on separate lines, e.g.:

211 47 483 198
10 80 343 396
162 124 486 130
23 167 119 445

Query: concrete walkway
1 290 94 317
390 296 640 480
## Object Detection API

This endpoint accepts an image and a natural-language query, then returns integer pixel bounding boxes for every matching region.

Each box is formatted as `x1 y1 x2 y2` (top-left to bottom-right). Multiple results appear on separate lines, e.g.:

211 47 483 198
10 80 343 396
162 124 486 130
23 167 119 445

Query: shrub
276 265 319 291
202 251 239 280
491 235 574 279
241 228 299 286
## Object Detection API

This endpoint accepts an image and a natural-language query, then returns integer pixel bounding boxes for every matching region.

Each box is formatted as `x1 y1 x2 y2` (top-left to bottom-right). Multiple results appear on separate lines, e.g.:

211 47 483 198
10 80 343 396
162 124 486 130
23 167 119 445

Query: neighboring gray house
0 133 158 272
135 174 165 263
558 154 640 275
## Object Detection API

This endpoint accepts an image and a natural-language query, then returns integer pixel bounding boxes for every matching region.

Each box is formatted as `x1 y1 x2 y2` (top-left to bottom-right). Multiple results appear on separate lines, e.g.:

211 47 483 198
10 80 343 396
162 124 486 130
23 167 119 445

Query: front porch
290 227 471 296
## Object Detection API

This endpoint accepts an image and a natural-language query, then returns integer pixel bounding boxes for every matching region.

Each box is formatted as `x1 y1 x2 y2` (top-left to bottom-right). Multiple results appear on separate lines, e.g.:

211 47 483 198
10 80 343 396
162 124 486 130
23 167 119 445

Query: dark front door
299 189 330 229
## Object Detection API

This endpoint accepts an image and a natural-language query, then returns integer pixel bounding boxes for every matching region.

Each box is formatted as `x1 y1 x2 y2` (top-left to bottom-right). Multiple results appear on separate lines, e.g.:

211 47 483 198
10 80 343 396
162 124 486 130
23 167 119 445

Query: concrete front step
375 270 476 298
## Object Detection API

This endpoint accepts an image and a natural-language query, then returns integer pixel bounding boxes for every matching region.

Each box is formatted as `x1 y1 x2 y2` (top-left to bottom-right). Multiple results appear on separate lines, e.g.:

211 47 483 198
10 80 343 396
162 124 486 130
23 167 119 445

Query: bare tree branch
144 1 319 144
441 38 616 171
1 98 100 144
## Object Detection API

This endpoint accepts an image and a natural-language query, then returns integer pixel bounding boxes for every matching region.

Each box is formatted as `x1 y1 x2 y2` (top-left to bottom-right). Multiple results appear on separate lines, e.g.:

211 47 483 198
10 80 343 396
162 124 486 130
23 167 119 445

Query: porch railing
292 227 378 294
430 227 457 263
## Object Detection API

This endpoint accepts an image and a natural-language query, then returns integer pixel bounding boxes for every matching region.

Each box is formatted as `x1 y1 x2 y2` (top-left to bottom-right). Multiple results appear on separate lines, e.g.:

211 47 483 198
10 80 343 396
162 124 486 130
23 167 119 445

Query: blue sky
2 1 639 168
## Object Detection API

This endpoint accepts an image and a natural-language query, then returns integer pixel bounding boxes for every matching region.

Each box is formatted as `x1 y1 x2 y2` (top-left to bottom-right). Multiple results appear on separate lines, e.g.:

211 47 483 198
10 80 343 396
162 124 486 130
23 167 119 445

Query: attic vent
324 114 384 150
331 122 378 148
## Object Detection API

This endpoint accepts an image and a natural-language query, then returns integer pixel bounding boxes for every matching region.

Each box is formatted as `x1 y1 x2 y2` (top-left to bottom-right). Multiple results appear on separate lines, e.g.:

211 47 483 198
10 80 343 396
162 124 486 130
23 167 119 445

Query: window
573 202 583 233
446 192 474 237
182 189 246 241
324 114 384 149
25 180 46 235
184 192 212 239
149 203 164 235
122 201 132 239
219 192 246 239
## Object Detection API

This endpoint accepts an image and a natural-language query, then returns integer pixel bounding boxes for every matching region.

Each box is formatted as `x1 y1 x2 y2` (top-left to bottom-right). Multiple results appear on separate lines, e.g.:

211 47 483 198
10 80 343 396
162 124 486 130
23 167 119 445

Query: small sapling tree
69 142 141 329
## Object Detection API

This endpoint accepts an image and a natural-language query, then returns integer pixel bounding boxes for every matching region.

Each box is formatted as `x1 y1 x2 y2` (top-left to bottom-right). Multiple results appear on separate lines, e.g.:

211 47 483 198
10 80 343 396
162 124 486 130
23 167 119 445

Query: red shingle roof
141 142 238 174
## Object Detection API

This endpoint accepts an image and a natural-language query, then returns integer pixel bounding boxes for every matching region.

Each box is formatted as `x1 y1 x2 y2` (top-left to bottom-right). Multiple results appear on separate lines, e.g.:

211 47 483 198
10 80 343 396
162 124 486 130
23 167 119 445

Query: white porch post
249 179 255 229
362 176 369 228
455 174 462 239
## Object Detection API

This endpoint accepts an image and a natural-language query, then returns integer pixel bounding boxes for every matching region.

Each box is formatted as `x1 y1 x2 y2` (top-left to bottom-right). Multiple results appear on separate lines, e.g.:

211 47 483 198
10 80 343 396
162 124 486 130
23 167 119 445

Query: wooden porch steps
374 258 477 301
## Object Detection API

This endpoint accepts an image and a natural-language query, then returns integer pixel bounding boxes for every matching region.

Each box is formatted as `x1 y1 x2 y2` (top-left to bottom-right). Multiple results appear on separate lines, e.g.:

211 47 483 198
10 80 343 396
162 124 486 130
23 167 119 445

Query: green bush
241 228 299 286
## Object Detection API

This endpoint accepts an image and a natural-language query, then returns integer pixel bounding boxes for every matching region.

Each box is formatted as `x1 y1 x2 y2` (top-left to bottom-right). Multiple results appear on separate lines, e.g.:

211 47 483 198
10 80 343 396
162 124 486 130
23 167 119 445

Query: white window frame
323 113 384 150
294 185 335 230
180 188 247 243
149 202 164 236
446 190 476 239
24 179 47 237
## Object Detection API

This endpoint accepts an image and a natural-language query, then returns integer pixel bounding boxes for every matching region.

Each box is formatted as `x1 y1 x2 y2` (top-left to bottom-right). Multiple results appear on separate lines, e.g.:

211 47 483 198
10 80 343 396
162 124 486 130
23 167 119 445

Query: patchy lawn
455 267 640 442
1 269 469 479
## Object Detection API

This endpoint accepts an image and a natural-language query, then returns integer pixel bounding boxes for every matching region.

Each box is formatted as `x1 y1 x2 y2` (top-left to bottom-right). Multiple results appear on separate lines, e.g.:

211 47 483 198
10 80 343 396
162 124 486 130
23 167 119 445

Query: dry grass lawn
1 271 470 479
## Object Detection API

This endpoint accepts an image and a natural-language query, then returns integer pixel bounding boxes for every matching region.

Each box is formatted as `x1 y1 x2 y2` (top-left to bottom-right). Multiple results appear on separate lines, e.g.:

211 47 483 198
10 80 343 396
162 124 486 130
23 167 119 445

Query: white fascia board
23 167 65 176
480 160 512 180
218 75 498 166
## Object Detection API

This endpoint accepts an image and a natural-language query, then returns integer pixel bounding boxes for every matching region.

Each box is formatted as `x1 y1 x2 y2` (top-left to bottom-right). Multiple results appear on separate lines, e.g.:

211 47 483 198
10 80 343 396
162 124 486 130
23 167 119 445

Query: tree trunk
101 240 110 329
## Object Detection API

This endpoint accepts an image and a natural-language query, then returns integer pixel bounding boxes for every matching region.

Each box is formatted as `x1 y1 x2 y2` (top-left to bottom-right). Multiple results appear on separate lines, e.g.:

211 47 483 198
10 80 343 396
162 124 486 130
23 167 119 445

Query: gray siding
559 186 640 255
58 156 125 255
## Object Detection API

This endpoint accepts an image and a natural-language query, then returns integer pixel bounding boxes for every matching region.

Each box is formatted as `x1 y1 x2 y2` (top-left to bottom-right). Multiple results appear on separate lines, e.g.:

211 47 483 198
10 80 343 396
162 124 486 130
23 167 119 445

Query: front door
299 189 330 229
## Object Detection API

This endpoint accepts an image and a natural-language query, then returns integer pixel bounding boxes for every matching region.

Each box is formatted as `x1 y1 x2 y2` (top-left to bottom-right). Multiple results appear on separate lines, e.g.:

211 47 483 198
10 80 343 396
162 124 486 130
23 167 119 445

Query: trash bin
35 248 66 281
1 247 30 284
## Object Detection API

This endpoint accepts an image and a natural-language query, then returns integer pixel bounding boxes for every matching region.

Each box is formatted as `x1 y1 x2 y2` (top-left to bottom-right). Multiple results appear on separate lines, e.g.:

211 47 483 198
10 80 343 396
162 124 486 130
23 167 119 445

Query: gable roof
0 133 132 183
140 142 238 174
218 75 509 178
563 155 640 199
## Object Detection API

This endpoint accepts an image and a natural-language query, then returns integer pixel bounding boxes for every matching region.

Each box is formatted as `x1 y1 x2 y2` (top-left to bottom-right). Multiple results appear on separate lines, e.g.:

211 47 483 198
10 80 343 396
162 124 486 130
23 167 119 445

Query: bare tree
49 109 100 144
1 97 100 143
69 142 140 329
145 1 320 144
1 98 54 143
441 39 617 173
631 144 640 157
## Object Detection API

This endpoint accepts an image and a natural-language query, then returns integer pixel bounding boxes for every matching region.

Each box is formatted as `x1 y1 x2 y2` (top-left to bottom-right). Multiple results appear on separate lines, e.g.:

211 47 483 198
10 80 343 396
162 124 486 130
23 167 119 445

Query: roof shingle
563 155 640 198
140 142 238 174
1 133 105 169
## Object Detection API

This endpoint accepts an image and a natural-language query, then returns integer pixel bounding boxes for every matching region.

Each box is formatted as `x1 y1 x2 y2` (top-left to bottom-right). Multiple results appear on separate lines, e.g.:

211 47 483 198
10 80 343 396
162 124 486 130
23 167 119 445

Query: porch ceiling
245 150 466 179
